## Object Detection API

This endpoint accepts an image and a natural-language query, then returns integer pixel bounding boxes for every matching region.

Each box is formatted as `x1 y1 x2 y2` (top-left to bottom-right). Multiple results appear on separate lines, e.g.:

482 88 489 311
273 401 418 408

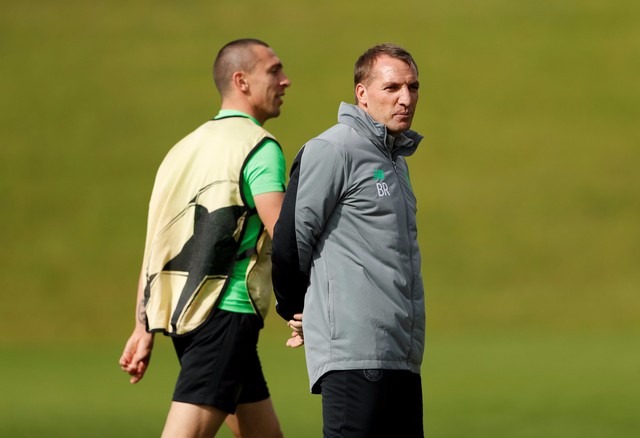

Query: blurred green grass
1 331 638 437
1 0 639 436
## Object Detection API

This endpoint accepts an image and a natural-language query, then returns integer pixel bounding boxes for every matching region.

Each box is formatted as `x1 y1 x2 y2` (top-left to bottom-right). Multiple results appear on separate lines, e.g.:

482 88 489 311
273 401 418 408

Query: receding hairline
354 43 418 87
213 38 270 94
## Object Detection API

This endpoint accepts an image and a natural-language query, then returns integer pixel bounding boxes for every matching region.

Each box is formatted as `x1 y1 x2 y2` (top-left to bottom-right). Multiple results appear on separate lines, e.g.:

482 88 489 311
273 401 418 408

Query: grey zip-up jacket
272 102 425 392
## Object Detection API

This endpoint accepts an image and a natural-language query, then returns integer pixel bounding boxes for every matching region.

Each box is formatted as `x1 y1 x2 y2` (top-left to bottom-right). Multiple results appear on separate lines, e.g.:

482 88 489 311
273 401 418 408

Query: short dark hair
354 43 418 87
213 38 269 95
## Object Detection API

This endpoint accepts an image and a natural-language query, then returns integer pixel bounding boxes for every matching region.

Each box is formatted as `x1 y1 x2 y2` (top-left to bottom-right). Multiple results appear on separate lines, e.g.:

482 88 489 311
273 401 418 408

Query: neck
220 97 265 125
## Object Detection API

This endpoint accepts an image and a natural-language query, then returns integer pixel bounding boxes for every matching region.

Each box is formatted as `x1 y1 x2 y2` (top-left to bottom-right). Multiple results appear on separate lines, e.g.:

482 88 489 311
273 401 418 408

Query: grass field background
1 0 638 436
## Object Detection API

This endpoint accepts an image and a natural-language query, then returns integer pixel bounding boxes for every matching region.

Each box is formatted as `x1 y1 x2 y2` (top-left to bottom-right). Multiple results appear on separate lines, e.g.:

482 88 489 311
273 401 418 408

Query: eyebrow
380 79 420 87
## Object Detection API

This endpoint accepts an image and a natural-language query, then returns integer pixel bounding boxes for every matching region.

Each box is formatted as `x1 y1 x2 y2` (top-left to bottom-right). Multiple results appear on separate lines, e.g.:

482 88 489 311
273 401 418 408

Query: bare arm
118 267 155 383
253 191 285 238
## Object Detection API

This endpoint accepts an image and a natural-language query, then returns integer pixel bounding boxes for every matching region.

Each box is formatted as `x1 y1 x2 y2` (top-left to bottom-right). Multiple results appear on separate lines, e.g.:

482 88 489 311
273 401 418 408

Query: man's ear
355 83 367 107
232 71 249 92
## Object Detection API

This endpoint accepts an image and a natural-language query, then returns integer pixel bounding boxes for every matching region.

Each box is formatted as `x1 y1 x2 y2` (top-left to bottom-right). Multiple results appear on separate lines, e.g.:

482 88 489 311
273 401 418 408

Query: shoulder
247 139 285 168
305 123 357 156
204 117 276 141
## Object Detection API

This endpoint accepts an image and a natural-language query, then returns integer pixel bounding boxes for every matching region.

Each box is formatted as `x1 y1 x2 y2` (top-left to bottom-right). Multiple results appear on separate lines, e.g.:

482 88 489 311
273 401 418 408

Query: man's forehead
254 46 281 67
373 57 417 78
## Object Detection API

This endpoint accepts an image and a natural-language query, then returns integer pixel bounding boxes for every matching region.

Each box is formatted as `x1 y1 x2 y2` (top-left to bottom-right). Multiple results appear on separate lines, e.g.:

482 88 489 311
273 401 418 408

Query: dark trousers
319 369 424 438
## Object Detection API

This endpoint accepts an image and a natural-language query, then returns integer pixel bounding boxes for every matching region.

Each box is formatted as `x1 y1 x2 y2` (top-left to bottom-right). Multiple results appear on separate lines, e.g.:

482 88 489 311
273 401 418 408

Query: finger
119 344 132 363
119 350 133 370
285 338 295 347
129 345 151 369
288 320 303 330
129 362 147 384
286 338 304 348
124 357 144 375
285 334 304 348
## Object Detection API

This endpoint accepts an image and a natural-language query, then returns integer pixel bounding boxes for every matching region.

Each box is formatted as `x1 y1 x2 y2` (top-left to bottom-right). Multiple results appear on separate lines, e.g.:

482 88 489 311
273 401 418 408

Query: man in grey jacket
272 43 425 437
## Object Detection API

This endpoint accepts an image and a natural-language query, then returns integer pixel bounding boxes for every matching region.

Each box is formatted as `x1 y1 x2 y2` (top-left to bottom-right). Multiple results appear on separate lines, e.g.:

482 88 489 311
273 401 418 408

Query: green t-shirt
214 110 285 313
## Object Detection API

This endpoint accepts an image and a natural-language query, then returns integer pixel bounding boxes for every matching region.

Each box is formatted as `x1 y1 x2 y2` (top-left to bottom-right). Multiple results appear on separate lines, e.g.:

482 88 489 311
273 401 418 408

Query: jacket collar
337 102 423 157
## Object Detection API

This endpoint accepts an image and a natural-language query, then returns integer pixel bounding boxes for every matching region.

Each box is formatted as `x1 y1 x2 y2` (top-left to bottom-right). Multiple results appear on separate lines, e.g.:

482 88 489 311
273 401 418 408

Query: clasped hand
285 313 304 348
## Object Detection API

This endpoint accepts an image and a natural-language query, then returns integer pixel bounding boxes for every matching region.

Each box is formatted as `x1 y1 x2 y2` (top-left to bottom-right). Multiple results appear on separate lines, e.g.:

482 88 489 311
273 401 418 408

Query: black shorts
171 309 269 414
319 369 424 438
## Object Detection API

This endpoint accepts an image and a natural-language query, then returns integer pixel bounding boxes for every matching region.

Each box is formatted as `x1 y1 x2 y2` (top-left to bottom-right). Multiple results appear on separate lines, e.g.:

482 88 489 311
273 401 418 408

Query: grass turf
1 331 638 437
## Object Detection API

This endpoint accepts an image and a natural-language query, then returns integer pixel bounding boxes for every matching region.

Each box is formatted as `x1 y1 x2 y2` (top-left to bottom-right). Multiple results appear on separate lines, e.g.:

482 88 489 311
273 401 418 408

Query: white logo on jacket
376 182 391 197
373 169 391 197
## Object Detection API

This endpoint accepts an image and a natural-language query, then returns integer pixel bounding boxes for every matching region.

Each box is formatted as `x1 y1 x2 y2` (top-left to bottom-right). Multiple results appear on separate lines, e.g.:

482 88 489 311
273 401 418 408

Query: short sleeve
242 139 286 208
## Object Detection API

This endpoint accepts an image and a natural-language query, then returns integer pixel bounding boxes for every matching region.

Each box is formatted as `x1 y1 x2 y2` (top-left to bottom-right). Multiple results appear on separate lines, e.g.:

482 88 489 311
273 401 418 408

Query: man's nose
398 86 412 105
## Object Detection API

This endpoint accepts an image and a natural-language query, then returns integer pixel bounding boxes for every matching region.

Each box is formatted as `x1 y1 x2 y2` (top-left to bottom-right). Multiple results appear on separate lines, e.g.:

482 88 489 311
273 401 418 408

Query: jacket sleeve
271 140 346 321
272 149 308 321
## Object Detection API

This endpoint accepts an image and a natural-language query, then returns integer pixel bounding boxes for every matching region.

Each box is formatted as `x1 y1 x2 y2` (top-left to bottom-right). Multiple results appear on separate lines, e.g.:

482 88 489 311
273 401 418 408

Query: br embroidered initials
376 182 391 197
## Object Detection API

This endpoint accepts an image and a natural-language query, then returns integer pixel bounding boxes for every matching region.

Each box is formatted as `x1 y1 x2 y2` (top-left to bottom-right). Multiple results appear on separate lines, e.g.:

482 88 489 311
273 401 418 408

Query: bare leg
161 401 227 438
234 398 283 438
225 414 241 437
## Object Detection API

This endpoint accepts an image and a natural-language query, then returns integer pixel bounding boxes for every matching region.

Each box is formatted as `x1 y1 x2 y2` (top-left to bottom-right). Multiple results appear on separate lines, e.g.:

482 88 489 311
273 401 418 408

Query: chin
389 124 410 135
400 121 413 131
